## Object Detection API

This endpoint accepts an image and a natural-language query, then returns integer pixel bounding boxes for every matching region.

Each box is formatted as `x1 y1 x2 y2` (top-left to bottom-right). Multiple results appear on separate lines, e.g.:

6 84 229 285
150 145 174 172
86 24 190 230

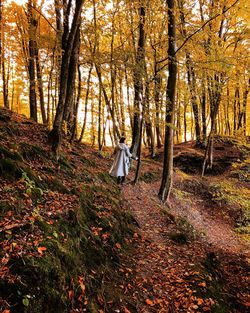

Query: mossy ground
0 108 135 312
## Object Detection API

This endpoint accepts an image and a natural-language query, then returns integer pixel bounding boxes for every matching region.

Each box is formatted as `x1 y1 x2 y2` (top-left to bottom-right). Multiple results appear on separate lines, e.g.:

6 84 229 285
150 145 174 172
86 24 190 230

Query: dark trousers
117 176 125 184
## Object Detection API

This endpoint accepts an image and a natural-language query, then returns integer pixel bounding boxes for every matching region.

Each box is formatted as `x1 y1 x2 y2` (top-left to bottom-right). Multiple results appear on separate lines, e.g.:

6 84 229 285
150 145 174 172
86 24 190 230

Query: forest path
121 177 249 312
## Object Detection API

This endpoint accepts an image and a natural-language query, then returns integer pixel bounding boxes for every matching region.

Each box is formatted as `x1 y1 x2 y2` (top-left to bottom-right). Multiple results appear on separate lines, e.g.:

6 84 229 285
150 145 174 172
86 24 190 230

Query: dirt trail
169 180 249 257
121 178 249 312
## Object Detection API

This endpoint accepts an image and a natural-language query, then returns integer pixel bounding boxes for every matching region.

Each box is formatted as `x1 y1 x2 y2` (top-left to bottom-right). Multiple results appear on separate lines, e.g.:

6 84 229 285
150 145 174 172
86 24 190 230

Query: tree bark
159 0 177 202
34 41 46 124
201 75 207 140
178 0 201 144
0 0 9 109
49 0 84 156
154 59 162 148
27 0 37 121
78 63 93 142
131 5 145 157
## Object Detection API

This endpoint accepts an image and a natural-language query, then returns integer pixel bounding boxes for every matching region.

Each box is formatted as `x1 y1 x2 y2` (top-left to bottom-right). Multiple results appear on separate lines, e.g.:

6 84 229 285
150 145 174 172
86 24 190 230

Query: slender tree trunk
201 75 207 141
131 5 145 157
154 60 162 148
27 0 37 121
98 82 102 150
35 41 46 124
124 64 133 131
202 73 222 175
144 76 155 157
0 0 9 109
119 75 126 136
225 84 231 135
95 64 120 139
159 0 177 202
178 0 201 144
241 78 249 136
184 96 187 142
78 63 93 142
233 85 239 135
91 96 95 146
70 61 81 142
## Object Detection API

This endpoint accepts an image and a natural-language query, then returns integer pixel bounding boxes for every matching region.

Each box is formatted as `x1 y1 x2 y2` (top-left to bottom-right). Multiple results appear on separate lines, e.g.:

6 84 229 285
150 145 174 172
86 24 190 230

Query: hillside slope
0 108 136 312
1 108 249 313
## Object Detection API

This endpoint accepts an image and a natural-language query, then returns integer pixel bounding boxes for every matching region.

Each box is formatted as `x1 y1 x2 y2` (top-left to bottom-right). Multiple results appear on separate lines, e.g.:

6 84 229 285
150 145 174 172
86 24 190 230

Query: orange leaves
145 299 154 306
68 290 74 300
197 298 204 305
115 242 122 249
78 276 86 294
37 246 47 255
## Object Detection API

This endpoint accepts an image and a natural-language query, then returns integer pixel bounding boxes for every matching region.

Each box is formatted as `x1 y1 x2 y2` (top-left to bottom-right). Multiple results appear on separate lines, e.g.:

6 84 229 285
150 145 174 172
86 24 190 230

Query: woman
109 137 135 184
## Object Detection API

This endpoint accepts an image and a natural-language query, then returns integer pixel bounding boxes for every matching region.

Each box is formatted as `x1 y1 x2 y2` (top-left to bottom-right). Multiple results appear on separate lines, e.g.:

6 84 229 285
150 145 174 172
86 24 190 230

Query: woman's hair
119 137 126 143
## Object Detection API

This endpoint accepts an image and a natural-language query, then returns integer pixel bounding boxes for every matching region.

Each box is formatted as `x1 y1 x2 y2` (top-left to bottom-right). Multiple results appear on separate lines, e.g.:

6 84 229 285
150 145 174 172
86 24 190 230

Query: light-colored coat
109 143 132 177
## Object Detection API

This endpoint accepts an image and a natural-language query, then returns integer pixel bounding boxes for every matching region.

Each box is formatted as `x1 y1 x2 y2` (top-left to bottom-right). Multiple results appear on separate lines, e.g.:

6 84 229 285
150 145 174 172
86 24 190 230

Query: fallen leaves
78 276 86 294
145 299 154 306
37 246 47 255
115 242 122 249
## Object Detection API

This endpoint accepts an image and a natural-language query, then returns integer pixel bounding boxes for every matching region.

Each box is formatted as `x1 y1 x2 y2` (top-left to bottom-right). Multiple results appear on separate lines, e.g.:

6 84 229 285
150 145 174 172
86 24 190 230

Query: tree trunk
144 75 155 157
98 82 102 150
201 75 207 141
154 60 162 148
233 85 239 135
35 41 46 124
63 24 80 131
0 0 9 109
242 78 249 136
159 0 177 202
95 64 120 139
27 0 37 121
49 0 84 156
178 0 201 144
119 75 126 136
78 63 93 142
131 5 145 157
70 61 81 142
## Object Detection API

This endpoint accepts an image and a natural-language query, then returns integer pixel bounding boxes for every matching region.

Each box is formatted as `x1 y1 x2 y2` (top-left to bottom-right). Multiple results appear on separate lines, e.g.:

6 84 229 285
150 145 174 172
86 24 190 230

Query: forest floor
0 108 249 313
116 141 250 312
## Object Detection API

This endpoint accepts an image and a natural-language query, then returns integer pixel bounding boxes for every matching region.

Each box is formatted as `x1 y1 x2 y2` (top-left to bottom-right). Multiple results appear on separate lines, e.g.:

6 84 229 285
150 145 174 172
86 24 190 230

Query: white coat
109 143 132 177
